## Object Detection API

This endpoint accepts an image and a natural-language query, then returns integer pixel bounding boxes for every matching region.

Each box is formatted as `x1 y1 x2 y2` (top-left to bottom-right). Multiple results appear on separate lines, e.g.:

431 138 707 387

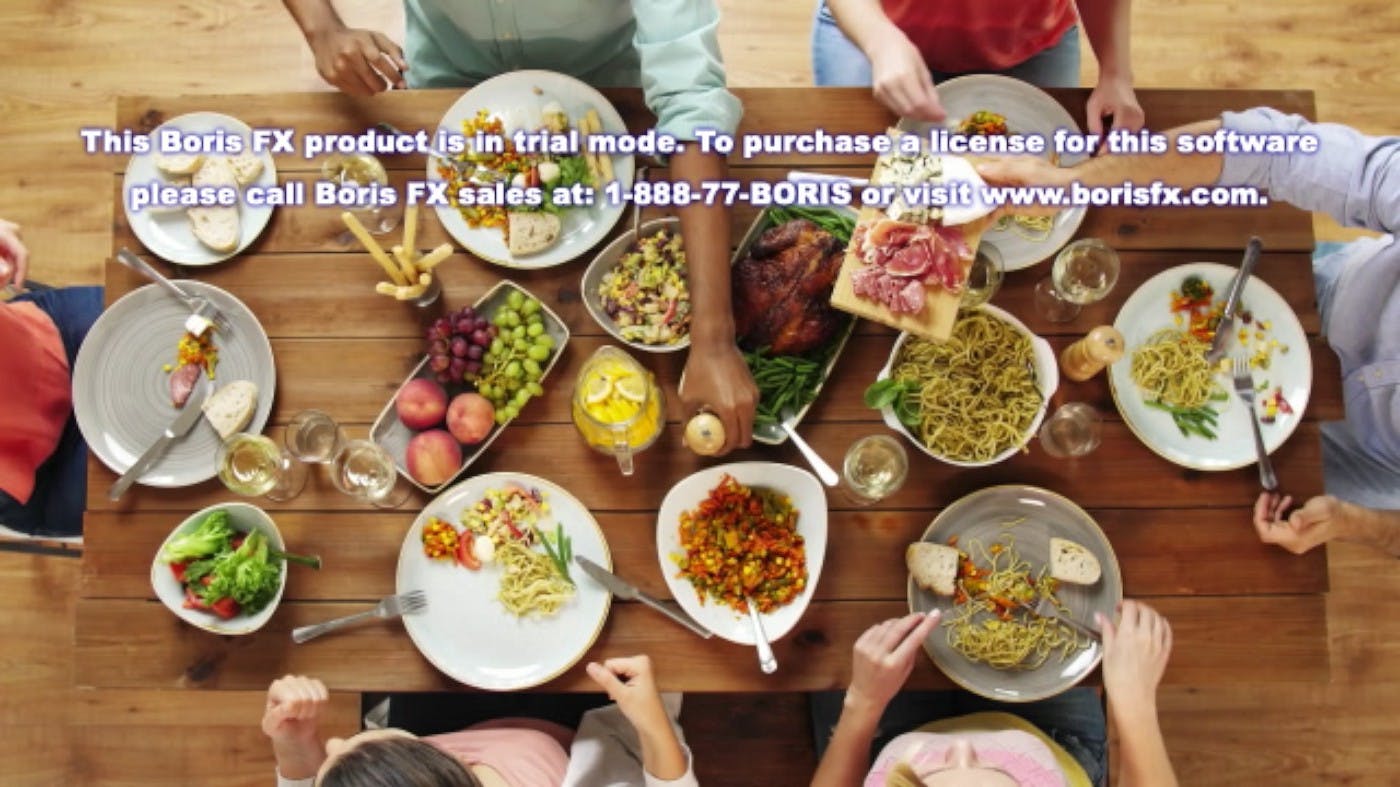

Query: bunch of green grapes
475 290 556 424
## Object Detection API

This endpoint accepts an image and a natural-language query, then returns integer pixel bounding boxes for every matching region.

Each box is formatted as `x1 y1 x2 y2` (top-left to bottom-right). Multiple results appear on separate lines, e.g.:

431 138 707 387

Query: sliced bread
192 155 238 188
507 211 562 256
906 542 960 596
188 205 240 253
155 153 204 177
201 380 259 439
1049 537 1102 585
228 151 265 186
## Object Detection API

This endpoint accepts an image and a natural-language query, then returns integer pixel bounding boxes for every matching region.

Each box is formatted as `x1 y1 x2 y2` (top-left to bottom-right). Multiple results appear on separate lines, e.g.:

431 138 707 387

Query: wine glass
322 153 401 235
841 434 909 505
1038 402 1104 458
960 241 1005 310
217 433 308 502
284 410 346 464
1033 239 1121 322
329 439 411 508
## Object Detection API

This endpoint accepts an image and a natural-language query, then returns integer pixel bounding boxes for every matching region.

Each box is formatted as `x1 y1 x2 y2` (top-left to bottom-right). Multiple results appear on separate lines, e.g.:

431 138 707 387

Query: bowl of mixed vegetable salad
581 217 692 353
149 502 311 635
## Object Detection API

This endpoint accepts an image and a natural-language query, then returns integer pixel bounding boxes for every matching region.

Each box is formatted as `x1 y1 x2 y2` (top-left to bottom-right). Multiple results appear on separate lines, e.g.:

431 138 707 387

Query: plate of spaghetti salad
658 462 828 644
397 472 612 690
908 485 1121 702
1108 262 1311 470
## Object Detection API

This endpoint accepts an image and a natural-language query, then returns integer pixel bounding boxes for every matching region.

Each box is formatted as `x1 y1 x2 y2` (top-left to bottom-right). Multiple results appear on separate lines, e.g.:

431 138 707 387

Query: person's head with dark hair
317 730 482 787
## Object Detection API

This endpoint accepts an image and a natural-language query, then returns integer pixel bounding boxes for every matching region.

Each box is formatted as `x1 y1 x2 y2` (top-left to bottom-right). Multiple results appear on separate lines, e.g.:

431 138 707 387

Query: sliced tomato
209 597 239 620
455 531 481 570
170 561 189 583
231 533 246 550
183 586 210 611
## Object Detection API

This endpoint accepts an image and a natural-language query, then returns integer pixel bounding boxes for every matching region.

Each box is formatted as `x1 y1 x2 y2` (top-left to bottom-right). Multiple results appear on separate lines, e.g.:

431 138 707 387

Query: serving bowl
656 462 828 644
149 502 287 635
581 216 690 353
875 304 1058 467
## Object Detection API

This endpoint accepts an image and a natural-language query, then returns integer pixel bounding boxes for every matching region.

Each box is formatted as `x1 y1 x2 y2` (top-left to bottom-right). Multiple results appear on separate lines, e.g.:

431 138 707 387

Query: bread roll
1049 537 1102 585
507 212 562 256
906 542 959 596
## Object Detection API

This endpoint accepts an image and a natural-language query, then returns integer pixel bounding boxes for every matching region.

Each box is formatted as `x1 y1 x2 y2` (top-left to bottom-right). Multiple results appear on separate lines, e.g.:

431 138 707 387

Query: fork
1232 356 1279 491
291 590 428 644
116 248 233 335
1018 596 1101 643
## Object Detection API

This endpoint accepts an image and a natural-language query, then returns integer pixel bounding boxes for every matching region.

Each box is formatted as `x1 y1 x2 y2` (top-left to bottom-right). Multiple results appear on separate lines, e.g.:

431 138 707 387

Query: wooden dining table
79 86 1332 697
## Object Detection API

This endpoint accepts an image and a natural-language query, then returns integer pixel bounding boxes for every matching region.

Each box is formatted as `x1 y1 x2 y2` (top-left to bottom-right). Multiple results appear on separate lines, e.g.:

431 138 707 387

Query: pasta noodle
945 539 1086 670
996 214 1055 242
891 313 1042 462
495 540 576 617
1129 329 1221 408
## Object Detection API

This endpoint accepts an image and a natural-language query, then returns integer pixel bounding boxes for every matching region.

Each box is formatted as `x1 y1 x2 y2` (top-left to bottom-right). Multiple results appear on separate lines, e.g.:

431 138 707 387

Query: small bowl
875 304 1059 467
149 502 287 635
581 217 690 353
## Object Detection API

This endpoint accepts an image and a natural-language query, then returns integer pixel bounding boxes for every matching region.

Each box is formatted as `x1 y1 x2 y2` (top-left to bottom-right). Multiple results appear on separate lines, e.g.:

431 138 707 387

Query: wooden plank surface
83 87 1333 696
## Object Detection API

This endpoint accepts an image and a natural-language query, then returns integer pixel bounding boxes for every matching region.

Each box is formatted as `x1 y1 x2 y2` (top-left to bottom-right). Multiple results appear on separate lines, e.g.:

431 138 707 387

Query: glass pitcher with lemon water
571 346 664 475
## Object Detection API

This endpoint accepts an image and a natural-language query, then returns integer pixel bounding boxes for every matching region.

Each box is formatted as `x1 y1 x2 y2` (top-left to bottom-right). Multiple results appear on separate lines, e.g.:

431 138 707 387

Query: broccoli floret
161 511 233 563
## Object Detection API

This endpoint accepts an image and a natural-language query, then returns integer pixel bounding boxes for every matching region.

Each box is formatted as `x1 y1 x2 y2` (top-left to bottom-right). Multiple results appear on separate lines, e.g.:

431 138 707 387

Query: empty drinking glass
1039 403 1104 458
330 439 411 508
284 410 346 464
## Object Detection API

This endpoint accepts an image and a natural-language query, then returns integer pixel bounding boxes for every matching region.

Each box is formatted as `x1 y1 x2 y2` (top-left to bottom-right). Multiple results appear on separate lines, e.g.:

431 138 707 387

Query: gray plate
580 216 690 353
908 485 1122 702
73 281 275 487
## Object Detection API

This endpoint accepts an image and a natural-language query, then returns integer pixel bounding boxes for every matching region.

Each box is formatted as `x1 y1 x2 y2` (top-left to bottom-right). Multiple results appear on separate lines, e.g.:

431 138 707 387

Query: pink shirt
428 718 573 786
0 302 71 503
864 712 1091 787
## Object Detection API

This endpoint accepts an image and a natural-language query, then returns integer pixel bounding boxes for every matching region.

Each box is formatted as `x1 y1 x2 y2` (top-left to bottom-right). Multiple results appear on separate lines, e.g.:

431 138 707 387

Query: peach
397 378 448 430
447 393 495 445
406 430 462 487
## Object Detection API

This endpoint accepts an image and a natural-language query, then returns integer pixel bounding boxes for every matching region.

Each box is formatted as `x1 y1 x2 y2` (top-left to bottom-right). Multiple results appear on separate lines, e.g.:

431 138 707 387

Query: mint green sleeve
630 0 742 140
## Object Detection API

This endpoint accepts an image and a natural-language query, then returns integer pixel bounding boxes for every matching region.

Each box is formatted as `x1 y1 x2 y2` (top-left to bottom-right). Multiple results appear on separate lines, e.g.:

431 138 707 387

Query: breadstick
374 280 429 300
585 109 614 184
390 244 418 282
403 202 419 255
577 112 603 186
413 243 453 271
342 211 408 286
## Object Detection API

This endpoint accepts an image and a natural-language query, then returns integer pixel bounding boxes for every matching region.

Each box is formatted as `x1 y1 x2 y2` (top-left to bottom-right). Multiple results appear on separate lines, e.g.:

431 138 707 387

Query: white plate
150 502 287 636
429 70 635 269
656 462 828 645
72 281 276 487
122 112 278 265
397 473 612 690
876 305 1059 467
1109 262 1312 471
899 74 1087 271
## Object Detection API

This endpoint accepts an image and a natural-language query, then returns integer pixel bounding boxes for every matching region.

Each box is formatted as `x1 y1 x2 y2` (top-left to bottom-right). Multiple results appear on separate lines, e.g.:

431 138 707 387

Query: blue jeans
809 687 1108 786
812 1 1081 89
0 286 103 537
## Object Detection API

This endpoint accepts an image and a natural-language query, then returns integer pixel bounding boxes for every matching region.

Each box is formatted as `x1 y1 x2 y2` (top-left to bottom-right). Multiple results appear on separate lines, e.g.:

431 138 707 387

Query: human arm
281 0 406 96
1076 0 1144 134
261 675 330 782
585 656 692 783
1254 492 1400 557
826 0 943 121
810 612 940 787
0 219 30 289
1096 600 1177 787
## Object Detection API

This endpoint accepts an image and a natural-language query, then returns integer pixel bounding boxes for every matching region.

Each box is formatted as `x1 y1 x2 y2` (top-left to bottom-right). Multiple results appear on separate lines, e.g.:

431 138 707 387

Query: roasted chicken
732 219 847 355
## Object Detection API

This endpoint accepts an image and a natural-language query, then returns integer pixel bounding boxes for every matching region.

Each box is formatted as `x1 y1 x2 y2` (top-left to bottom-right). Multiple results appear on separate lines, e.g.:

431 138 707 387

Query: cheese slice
202 380 258 439
1049 537 1102 585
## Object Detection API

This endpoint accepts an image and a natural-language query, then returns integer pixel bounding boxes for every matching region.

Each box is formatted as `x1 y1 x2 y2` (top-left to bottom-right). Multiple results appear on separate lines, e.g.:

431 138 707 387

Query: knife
574 555 713 639
1205 236 1264 364
107 383 210 501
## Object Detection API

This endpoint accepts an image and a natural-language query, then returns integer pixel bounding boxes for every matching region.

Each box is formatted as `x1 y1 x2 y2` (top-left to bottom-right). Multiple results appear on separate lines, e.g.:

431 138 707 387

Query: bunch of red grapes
426 306 497 385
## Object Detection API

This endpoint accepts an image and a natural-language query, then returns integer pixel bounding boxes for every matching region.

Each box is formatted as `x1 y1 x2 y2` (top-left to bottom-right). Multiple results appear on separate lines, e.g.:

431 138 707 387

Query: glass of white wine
1034 238 1121 322
960 241 1005 310
329 439 411 509
322 153 401 235
284 410 346 464
841 434 909 505
217 433 308 502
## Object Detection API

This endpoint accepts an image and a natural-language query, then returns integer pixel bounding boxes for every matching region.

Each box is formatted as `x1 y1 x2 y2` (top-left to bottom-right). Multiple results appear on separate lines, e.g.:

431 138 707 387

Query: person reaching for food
809 602 1177 787
975 108 1399 510
1253 492 1400 558
263 655 697 786
0 219 103 539
813 0 1144 135
281 0 757 453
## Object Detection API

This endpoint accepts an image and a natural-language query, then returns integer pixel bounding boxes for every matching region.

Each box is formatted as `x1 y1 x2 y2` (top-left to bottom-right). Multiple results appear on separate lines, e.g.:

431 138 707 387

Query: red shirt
883 0 1078 73
0 302 71 503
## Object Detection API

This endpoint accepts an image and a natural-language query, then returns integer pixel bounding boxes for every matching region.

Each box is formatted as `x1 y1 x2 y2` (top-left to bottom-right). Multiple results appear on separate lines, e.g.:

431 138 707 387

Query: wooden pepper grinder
1060 325 1125 382
684 412 725 456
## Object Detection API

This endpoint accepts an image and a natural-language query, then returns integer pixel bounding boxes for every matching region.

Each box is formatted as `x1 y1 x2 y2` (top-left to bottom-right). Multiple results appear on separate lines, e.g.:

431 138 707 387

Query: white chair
0 520 82 557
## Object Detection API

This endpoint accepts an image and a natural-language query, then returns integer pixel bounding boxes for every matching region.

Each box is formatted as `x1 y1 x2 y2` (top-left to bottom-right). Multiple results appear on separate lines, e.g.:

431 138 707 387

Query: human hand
307 26 407 96
1253 492 1342 555
679 341 757 456
845 611 940 718
262 675 329 744
867 29 944 122
1097 600 1171 715
1085 74 1145 137
0 219 30 289
972 156 1073 220
587 655 672 734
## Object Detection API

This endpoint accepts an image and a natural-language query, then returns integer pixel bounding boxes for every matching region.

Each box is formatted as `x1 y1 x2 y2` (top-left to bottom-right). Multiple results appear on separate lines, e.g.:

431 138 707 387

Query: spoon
779 410 839 487
746 597 778 674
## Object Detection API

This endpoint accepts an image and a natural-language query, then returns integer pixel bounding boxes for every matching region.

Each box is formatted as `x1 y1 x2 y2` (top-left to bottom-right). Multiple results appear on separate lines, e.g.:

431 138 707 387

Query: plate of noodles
869 305 1058 467
396 472 612 690
908 485 1121 702
657 462 828 645
897 74 1087 271
1109 262 1312 471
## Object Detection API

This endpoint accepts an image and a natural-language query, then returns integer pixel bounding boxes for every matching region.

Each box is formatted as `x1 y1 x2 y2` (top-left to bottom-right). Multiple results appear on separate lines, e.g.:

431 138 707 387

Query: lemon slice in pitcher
615 373 648 403
584 374 613 405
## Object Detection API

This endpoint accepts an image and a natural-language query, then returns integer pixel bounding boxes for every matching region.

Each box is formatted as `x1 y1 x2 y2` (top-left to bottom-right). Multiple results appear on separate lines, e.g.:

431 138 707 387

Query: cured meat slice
169 362 201 407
